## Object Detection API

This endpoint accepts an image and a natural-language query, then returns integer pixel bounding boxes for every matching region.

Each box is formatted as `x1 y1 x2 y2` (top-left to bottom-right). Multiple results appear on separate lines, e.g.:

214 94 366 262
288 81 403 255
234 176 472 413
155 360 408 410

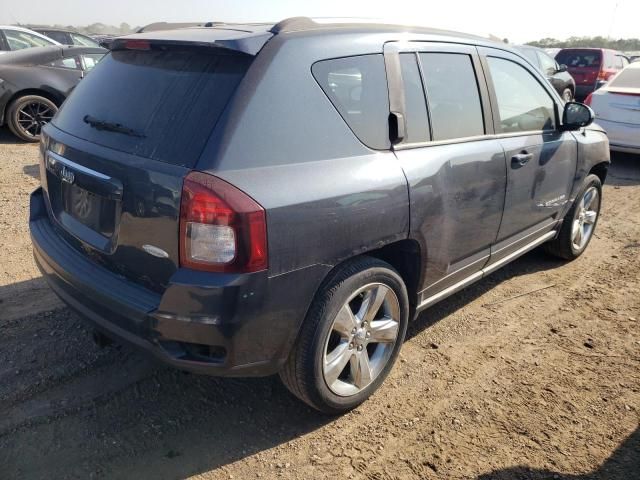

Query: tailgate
39 44 253 292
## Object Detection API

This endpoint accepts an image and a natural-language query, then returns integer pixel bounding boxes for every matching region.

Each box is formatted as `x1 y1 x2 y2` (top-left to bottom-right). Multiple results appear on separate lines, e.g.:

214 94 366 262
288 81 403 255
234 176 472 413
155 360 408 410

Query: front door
480 49 578 262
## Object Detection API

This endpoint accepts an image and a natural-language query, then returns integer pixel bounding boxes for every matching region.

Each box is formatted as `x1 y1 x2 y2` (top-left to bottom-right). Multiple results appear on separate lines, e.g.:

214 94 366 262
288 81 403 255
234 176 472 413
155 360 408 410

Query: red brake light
584 93 593 106
179 172 267 273
123 39 151 50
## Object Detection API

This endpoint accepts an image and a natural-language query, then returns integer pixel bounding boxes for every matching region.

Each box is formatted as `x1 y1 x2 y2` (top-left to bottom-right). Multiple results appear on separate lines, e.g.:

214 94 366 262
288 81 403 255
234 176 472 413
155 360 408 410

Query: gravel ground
0 125 638 480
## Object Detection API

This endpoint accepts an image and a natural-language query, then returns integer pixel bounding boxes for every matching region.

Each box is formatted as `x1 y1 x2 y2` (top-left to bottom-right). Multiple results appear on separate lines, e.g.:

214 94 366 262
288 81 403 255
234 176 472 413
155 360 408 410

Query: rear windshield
609 67 640 89
53 48 252 167
556 50 602 68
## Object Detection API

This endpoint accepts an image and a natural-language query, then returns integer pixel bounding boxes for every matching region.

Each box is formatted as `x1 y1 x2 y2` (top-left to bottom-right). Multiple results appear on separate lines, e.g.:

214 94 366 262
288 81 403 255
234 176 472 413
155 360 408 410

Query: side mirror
562 102 595 130
557 63 568 73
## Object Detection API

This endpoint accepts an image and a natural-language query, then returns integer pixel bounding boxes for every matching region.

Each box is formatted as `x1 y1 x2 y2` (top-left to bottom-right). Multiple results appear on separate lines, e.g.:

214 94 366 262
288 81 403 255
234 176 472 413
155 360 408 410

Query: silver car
587 62 640 154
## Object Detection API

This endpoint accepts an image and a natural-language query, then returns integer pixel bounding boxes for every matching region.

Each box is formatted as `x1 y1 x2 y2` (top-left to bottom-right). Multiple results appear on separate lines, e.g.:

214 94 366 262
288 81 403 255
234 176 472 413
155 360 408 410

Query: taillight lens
584 93 593 106
179 171 267 273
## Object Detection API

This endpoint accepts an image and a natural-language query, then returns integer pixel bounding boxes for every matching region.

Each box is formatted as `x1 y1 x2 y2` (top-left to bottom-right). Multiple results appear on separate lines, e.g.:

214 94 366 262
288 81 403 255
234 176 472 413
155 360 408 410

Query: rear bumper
596 118 640 154
30 187 329 376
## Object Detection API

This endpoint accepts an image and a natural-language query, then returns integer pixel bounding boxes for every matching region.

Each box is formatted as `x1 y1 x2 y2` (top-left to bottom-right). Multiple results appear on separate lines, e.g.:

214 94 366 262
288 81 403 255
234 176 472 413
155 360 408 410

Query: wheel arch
589 161 609 185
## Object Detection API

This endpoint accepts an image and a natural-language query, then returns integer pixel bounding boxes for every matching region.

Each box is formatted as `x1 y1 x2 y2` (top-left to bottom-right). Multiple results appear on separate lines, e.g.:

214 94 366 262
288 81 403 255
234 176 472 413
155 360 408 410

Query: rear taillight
584 93 593 106
597 70 615 81
179 172 267 273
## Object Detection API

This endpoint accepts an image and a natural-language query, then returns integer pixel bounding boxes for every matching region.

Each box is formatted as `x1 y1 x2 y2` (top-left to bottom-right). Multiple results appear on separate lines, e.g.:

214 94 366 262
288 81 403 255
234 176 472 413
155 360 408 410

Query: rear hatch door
42 41 254 292
557 49 602 88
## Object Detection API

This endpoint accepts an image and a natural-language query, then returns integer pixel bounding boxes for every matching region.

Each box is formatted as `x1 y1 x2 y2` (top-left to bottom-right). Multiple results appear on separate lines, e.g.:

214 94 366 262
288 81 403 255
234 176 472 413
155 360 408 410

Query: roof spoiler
109 33 272 56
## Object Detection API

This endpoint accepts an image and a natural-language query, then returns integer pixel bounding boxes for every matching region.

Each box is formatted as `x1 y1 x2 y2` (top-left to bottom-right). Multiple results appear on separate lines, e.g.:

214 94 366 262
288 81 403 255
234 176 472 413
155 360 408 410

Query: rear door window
487 57 556 133
399 53 429 143
537 51 558 76
52 48 252 167
557 50 602 68
419 53 485 141
312 55 390 150
42 31 70 44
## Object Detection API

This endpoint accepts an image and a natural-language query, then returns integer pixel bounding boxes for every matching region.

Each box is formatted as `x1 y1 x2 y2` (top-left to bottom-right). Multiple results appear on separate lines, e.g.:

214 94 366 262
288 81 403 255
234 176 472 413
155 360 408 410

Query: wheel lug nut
366 331 371 338
349 343 354 350
352 328 357 334
357 345 363 351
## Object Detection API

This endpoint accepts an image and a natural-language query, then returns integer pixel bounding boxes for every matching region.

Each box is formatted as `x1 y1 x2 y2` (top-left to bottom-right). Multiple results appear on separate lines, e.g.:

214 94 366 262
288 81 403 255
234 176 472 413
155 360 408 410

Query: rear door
479 47 577 262
387 42 506 303
42 45 252 292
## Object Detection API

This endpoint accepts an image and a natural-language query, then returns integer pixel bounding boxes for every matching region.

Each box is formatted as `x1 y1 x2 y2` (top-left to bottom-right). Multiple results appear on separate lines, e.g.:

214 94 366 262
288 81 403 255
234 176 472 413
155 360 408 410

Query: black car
0 45 105 141
516 45 576 102
27 27 100 47
30 19 609 414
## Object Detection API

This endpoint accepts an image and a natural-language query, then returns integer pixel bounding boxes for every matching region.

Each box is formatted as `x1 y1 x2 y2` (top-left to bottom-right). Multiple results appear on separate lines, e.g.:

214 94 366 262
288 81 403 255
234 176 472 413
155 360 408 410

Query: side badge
142 244 169 259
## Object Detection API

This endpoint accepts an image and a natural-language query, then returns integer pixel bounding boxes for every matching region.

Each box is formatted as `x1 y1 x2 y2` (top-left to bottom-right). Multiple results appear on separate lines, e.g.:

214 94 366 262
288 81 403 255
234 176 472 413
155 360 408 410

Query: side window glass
399 53 429 143
71 33 99 47
44 31 69 44
4 30 52 50
419 53 485 141
81 54 104 71
313 55 390 150
537 51 557 75
487 57 556 133
50 57 80 69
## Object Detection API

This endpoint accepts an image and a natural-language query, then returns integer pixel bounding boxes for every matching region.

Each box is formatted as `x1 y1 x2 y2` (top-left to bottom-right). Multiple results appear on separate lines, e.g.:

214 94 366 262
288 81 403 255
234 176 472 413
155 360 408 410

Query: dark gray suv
29 18 610 414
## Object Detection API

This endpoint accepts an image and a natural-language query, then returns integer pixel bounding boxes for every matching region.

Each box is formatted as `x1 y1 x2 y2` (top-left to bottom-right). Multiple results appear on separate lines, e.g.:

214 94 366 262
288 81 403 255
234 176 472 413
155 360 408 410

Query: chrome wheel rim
322 283 400 397
571 186 599 251
16 101 56 138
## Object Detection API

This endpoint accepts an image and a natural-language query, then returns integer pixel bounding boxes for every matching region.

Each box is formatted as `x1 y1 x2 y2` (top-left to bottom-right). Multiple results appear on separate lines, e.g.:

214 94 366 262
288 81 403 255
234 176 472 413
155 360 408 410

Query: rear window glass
420 53 485 141
556 50 602 68
53 48 252 167
312 55 390 150
609 67 640 89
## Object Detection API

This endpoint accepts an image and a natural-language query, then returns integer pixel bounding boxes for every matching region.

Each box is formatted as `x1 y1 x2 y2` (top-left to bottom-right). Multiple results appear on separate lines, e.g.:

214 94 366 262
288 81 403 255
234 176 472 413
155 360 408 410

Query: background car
0 25 60 52
586 62 640 154
516 45 576 101
556 48 629 100
27 27 100 47
0 45 106 141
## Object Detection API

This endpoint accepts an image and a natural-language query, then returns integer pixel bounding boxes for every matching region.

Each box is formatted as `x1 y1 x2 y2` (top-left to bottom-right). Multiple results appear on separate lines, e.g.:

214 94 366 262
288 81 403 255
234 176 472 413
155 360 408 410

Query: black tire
7 95 58 142
280 256 409 414
561 88 574 103
545 174 602 260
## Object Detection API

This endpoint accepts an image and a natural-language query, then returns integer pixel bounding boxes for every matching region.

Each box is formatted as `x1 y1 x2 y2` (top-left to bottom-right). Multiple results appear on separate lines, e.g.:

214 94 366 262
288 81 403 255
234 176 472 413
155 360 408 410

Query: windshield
53 47 252 167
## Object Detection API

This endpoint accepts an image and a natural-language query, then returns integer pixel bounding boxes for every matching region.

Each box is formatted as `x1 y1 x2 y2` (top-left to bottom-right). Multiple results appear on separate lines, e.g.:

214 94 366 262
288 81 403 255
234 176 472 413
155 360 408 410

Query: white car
586 62 640 155
0 26 60 53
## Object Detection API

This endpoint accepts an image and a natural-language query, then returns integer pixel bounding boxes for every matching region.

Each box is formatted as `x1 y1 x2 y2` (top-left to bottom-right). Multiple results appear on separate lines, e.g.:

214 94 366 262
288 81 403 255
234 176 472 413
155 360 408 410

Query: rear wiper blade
83 115 145 138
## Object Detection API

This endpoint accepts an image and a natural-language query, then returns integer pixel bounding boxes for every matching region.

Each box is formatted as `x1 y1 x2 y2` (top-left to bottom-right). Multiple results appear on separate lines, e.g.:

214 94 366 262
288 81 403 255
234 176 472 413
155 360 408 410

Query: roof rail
269 17 317 34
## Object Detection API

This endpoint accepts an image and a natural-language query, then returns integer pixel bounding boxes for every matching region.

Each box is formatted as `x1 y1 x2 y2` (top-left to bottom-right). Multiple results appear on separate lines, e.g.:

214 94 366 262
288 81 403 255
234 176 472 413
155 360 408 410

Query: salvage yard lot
0 127 638 479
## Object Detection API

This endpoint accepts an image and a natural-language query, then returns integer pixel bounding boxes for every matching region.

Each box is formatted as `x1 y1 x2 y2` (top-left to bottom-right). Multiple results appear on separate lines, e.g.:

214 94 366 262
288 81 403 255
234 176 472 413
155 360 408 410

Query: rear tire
280 256 409 414
7 95 58 142
545 174 602 260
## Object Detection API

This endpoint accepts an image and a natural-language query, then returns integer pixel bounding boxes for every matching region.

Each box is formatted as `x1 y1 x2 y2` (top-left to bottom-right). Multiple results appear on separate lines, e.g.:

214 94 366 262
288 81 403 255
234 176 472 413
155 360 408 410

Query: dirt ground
0 126 638 480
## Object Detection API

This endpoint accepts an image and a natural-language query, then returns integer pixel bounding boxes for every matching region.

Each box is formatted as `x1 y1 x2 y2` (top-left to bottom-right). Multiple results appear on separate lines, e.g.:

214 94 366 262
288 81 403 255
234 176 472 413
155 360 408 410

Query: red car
556 48 629 100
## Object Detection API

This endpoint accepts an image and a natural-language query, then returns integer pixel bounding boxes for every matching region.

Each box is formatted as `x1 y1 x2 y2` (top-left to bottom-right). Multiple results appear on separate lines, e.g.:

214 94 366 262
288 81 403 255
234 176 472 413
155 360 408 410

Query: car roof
28 26 83 34
116 17 512 56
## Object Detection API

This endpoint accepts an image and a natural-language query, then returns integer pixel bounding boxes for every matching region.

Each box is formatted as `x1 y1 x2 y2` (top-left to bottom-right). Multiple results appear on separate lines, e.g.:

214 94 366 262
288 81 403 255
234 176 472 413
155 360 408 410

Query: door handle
511 152 533 167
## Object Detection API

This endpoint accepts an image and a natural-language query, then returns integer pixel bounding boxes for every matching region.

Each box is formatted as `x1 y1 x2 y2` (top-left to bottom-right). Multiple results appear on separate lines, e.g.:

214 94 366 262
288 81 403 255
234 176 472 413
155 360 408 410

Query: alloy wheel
571 186 599 251
16 101 55 138
322 283 400 397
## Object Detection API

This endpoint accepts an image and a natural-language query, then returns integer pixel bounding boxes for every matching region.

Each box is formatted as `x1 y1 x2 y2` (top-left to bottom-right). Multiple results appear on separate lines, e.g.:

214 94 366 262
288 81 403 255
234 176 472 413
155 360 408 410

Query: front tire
280 257 409 414
7 95 58 142
545 174 602 260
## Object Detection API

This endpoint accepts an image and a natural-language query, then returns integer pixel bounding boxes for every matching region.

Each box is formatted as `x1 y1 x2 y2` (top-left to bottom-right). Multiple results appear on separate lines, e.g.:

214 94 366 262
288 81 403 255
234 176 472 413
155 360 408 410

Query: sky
0 0 637 44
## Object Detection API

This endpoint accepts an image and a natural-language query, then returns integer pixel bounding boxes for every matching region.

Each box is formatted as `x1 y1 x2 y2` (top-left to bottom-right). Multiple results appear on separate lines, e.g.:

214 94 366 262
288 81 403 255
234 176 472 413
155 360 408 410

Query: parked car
516 45 576 101
630 55 640 64
29 18 610 414
556 48 630 100
0 25 60 52
0 45 106 141
27 27 100 48
585 62 640 154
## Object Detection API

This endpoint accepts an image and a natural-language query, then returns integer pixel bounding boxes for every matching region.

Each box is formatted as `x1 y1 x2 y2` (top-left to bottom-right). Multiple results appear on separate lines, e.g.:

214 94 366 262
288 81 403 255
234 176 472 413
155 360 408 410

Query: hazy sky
1 0 637 43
